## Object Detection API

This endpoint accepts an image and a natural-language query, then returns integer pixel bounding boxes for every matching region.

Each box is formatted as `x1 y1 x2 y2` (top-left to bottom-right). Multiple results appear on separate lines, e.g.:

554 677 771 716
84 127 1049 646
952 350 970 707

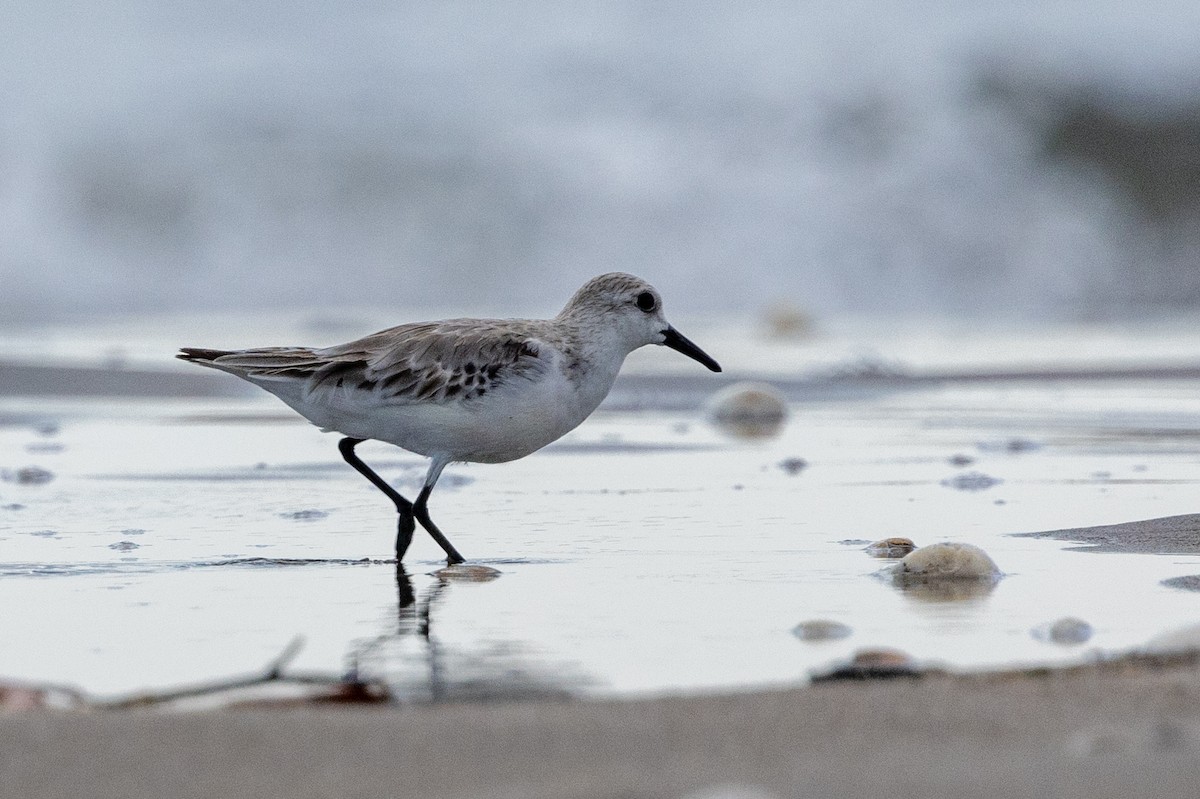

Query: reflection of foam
893 577 998 603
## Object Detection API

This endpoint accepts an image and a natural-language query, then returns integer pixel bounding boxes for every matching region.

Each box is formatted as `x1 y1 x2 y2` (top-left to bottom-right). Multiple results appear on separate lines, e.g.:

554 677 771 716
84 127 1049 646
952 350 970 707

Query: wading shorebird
178 273 721 564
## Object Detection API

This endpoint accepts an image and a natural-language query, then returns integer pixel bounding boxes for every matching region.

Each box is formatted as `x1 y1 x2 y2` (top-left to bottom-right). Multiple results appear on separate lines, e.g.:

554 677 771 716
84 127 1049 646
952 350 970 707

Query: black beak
661 326 722 372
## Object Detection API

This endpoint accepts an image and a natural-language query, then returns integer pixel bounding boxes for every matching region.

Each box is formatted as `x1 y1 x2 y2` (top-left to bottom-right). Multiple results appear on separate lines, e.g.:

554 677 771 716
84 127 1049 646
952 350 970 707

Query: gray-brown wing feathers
178 320 546 405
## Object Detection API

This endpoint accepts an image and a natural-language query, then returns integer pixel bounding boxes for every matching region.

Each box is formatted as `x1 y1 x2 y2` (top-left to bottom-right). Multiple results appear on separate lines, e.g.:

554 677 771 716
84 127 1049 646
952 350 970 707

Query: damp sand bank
4 649 1200 799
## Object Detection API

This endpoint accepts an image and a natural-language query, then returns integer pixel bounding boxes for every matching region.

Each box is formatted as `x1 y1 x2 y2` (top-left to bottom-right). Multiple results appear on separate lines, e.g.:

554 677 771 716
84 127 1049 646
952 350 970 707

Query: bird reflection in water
346 562 588 703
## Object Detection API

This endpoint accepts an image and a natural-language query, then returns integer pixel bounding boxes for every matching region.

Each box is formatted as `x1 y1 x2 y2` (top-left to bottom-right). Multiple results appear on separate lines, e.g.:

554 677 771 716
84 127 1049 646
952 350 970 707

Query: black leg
413 484 466 565
338 437 417 561
396 514 416 562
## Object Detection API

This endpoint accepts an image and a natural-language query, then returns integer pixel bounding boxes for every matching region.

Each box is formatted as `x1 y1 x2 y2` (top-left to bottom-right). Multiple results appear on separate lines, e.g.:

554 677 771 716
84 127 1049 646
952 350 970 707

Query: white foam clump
1031 617 1094 645
894 542 1001 581
705 382 788 439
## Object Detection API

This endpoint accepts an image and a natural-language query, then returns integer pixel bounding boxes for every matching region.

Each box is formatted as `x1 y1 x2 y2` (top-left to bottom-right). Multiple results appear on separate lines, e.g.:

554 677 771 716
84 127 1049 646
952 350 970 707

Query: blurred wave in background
4 0 1200 324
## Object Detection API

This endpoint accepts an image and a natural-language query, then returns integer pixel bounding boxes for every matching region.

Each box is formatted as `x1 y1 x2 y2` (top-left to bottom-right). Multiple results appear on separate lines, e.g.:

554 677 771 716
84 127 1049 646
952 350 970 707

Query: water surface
2 320 1200 700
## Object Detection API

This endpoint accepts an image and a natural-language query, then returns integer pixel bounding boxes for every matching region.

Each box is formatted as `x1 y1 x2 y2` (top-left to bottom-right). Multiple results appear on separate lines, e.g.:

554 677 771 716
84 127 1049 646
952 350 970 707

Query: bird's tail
177 347 236 364
176 346 334 383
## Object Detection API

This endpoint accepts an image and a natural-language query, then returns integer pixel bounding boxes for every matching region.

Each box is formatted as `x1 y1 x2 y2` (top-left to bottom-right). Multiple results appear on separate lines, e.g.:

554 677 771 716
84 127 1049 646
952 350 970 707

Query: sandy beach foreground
3 650 1200 799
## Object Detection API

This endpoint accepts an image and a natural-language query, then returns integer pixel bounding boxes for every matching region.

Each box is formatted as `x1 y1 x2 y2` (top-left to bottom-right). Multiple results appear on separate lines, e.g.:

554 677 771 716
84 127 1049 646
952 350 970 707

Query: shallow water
3 321 1200 701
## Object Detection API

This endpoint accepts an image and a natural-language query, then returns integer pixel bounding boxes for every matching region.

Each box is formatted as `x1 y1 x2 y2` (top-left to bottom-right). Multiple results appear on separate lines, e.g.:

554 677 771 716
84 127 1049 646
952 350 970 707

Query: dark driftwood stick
91 636 393 710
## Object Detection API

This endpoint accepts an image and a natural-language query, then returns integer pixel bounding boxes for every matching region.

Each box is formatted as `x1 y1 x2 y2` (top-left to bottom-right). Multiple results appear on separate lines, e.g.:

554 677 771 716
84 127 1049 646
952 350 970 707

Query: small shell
3 467 54 486
940 471 1002 492
866 537 917 558
792 619 852 642
811 648 921 682
849 648 915 670
432 564 502 583
777 457 808 476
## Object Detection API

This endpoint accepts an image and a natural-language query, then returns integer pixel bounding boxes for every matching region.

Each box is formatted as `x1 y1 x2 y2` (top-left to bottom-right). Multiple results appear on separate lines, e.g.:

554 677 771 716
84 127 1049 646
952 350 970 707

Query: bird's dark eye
635 291 656 312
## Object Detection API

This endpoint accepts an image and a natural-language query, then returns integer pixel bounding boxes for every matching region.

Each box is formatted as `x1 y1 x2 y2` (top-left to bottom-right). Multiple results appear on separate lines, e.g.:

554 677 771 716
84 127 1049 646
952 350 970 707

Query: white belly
267 358 620 464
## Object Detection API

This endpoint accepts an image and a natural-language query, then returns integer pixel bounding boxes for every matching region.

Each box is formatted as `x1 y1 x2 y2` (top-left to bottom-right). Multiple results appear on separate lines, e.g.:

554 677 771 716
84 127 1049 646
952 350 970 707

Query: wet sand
1017 515 1200 592
1016 513 1200 555
5 650 1200 799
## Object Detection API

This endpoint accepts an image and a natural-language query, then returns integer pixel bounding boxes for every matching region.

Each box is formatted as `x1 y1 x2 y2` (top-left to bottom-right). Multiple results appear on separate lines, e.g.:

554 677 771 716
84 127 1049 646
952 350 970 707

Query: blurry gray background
3 0 1200 324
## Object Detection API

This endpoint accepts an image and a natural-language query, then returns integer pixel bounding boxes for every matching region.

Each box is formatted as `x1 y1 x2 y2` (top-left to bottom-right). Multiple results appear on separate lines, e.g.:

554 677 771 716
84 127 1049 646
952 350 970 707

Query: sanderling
178 272 721 564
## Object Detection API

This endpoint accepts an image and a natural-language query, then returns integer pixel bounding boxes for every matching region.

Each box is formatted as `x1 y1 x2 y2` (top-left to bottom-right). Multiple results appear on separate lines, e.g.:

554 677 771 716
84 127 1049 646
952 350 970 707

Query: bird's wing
331 319 547 404
184 320 549 406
